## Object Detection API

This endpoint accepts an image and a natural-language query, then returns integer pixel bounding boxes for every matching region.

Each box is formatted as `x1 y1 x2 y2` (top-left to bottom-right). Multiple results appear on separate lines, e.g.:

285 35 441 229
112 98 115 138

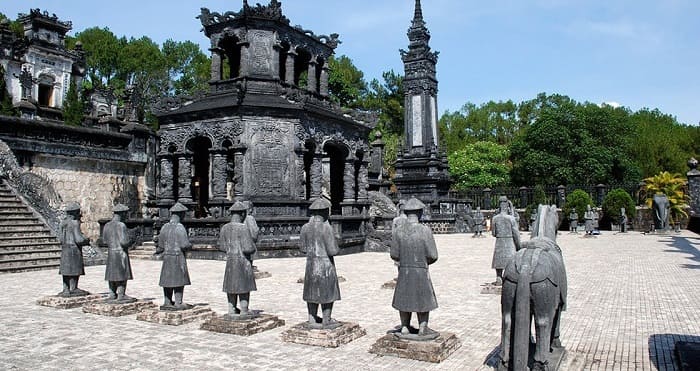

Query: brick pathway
0 231 698 370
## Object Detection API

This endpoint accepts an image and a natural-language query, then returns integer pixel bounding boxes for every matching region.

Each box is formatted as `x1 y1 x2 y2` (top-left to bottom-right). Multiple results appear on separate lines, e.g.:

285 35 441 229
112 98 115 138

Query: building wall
25 154 145 240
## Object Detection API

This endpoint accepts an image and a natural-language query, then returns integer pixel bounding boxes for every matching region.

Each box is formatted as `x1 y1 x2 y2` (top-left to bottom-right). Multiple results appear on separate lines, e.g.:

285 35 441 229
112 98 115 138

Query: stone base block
201 313 285 336
381 278 397 289
480 283 502 295
254 271 272 279
281 321 366 348
369 331 462 363
487 345 567 370
82 300 157 317
136 304 214 326
36 294 105 309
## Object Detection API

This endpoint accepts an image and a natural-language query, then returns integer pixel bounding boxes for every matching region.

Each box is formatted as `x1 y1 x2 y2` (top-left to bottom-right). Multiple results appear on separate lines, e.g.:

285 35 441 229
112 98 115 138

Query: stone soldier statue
103 204 135 303
218 201 257 318
156 202 192 310
592 209 600 233
584 205 594 235
242 200 259 243
391 197 439 338
300 198 341 329
491 196 520 286
620 207 628 233
58 202 91 297
569 210 578 233
473 207 485 237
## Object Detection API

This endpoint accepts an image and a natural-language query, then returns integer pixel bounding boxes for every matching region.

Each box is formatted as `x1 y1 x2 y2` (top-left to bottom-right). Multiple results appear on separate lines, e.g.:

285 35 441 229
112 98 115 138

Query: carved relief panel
248 120 294 197
248 30 273 77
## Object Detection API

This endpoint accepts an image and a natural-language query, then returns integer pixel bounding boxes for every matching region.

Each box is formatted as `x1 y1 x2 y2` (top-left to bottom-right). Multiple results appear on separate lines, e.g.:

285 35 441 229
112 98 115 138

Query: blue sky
4 0 699 125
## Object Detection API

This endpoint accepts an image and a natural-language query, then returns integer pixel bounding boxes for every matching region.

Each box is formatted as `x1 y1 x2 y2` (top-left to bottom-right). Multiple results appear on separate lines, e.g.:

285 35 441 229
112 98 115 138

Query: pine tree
62 79 84 126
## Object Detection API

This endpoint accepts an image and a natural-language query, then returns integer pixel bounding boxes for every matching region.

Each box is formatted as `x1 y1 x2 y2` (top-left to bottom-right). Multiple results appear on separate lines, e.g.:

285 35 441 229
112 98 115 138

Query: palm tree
643 171 689 223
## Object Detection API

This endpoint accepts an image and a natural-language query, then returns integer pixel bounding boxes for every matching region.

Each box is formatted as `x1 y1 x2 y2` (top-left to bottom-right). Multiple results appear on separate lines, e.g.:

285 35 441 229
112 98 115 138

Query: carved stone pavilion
392 0 451 214
151 1 376 257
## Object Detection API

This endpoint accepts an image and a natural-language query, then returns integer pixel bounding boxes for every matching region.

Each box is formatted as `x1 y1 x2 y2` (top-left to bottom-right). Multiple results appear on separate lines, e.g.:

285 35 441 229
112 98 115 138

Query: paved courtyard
1 230 699 370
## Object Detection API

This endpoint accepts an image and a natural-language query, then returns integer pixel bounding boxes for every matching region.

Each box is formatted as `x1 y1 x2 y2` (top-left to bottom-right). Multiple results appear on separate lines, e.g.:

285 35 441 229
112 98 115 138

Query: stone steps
0 179 62 274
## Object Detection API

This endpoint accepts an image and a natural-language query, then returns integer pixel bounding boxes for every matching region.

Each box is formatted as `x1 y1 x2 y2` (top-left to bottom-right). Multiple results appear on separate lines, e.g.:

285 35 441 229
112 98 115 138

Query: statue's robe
59 218 88 276
391 221 438 312
157 221 191 287
300 219 340 304
103 219 133 281
218 221 257 294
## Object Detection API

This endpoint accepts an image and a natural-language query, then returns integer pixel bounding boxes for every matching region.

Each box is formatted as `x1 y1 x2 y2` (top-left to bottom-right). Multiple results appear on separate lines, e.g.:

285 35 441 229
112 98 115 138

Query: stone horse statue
652 194 670 232
500 205 567 371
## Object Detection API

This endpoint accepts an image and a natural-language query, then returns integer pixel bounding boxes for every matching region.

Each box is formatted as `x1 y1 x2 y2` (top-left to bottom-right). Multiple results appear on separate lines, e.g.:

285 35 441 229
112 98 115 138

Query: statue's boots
107 282 118 300
59 276 71 296
173 288 188 309
69 277 89 296
116 283 134 302
162 288 174 308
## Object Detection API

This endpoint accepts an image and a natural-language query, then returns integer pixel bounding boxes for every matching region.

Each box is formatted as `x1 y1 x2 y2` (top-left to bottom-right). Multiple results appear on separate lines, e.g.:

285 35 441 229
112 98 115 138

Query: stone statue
218 201 257 319
652 194 670 232
58 202 91 296
592 209 600 233
243 200 259 243
569 210 578 233
491 196 520 286
391 197 439 339
620 207 628 233
472 207 485 237
156 202 192 310
584 205 594 235
500 205 568 371
300 198 341 329
103 204 135 303
391 199 407 236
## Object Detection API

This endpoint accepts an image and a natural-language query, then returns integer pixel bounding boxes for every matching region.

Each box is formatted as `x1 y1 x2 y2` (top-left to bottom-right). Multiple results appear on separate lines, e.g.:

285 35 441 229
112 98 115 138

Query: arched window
293 48 311 88
220 36 242 80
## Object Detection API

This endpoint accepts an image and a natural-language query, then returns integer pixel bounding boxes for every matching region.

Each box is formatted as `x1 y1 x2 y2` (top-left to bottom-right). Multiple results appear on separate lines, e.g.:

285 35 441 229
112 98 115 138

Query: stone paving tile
0 231 698 370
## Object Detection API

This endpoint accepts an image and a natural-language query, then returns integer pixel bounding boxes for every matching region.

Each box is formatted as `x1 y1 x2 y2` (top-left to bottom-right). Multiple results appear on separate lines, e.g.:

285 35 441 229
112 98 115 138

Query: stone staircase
0 179 62 273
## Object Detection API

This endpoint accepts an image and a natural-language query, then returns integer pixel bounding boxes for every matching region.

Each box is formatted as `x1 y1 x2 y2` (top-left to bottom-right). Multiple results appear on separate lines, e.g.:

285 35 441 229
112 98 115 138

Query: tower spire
413 0 424 25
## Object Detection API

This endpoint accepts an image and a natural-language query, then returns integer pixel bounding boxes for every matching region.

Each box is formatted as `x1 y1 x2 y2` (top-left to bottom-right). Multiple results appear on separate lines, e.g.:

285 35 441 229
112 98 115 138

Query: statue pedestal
480 283 502 295
381 277 397 289
82 299 157 317
369 331 462 363
201 313 285 336
36 293 105 309
490 345 567 370
136 304 214 325
281 321 366 348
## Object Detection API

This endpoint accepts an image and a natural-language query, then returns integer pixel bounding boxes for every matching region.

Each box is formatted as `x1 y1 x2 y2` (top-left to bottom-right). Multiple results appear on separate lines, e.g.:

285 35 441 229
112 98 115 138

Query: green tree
602 188 636 226
0 13 24 38
74 27 124 89
162 39 210 96
563 189 594 223
327 55 367 108
447 141 510 189
62 79 84 126
439 100 519 154
364 70 404 136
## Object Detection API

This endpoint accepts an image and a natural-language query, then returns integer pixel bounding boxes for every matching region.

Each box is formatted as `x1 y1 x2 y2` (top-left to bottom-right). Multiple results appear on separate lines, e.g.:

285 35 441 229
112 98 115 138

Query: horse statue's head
530 204 559 242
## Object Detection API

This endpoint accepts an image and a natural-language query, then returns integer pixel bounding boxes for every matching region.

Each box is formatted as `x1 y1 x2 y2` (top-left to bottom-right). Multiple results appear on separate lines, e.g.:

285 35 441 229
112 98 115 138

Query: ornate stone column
307 56 318 93
210 149 228 201
285 49 296 85
239 41 250 77
310 149 323 199
343 157 356 203
294 143 306 199
231 144 247 199
177 154 193 202
357 159 369 202
319 62 329 97
209 48 223 81
687 158 700 218
157 156 174 201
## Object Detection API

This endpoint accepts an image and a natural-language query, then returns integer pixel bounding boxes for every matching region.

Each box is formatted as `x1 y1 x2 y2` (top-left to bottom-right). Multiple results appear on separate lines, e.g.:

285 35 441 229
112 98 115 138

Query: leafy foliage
62 79 84 126
327 55 367 109
602 188 636 223
643 171 689 222
447 141 510 189
563 189 594 222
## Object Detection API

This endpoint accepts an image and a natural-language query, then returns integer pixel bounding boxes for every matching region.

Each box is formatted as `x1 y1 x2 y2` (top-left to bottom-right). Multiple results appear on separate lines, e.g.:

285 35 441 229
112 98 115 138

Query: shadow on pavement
662 236 700 270
648 334 700 371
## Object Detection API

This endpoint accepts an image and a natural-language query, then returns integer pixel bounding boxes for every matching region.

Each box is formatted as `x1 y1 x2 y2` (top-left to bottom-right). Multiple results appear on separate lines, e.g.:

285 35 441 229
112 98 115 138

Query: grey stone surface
2 231 698 369
136 304 214 326
369 331 462 363
281 321 366 348
653 194 671 232
82 300 156 317
201 313 284 336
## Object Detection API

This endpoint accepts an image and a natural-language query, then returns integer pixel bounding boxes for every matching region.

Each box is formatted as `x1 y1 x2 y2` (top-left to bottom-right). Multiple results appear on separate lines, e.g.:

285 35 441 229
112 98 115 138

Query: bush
602 188 636 223
563 189 593 222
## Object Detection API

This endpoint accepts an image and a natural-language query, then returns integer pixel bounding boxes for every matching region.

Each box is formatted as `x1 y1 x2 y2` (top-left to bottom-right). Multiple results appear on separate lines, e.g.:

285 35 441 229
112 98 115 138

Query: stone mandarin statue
103 204 136 303
391 197 439 339
300 198 341 329
569 210 578 233
243 201 259 243
473 206 485 237
584 204 594 235
491 196 520 286
156 202 192 310
58 201 91 296
218 201 257 319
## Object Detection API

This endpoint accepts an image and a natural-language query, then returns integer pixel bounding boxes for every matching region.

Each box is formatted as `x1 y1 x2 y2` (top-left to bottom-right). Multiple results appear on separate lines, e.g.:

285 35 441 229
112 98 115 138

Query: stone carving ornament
158 120 243 154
